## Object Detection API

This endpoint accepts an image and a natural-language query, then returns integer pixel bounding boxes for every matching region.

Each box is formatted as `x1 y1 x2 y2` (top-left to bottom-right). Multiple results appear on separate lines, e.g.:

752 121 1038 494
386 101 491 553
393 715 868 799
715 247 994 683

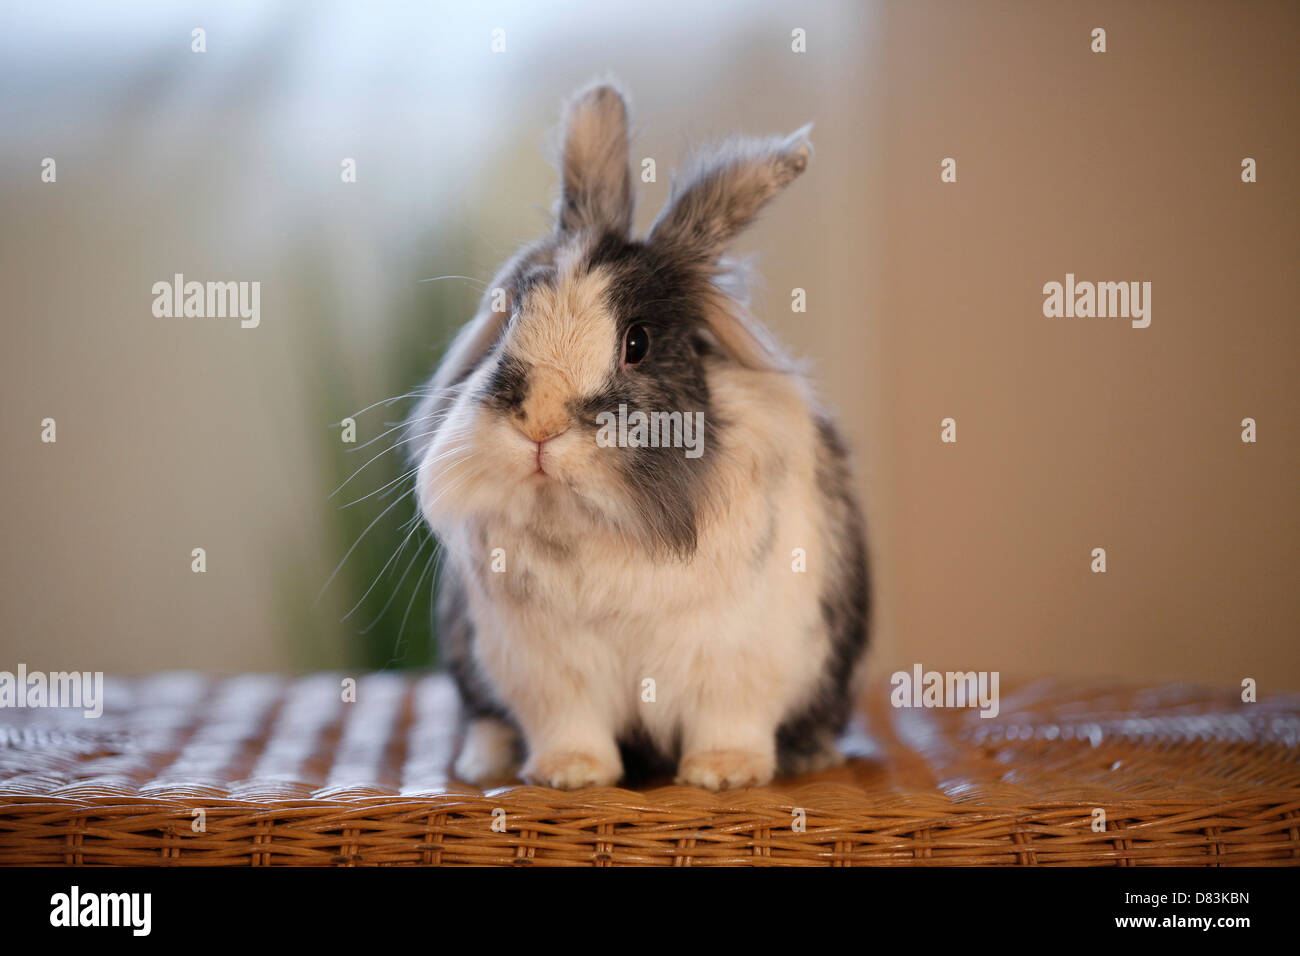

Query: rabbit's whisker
341 504 429 623
314 485 417 607
359 529 432 634
328 428 442 500
339 465 420 510
417 274 489 290
335 388 436 425
388 538 442 658
344 408 452 455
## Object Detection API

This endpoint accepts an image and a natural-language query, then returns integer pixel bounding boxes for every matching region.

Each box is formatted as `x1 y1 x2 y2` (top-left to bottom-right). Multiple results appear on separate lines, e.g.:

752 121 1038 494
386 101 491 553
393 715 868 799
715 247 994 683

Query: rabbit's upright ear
556 82 634 236
648 125 812 267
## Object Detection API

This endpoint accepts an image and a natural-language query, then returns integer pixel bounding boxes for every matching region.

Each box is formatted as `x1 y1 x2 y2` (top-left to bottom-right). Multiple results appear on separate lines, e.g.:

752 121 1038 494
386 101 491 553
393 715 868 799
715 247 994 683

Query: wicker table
1 674 1296 866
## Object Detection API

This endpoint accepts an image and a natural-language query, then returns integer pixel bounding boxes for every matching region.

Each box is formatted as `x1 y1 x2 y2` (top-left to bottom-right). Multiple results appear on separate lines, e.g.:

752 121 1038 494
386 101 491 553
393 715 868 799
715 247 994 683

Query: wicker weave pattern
0 674 1297 866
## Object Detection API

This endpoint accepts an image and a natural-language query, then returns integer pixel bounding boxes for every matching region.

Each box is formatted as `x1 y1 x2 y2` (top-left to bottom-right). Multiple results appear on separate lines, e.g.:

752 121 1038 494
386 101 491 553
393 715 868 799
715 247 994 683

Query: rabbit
405 81 869 791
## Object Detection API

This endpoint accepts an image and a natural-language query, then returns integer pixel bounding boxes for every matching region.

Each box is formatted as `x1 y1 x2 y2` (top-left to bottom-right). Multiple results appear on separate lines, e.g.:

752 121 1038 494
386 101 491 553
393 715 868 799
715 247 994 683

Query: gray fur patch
775 417 870 772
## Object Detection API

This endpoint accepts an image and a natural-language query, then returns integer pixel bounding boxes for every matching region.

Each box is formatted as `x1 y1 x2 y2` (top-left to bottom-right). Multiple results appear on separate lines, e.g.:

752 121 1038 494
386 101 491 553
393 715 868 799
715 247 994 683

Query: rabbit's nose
516 420 570 445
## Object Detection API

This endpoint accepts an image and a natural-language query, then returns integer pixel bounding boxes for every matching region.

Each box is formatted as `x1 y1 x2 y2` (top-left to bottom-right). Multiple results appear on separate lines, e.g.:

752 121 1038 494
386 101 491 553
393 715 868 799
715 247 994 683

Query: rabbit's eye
623 324 650 365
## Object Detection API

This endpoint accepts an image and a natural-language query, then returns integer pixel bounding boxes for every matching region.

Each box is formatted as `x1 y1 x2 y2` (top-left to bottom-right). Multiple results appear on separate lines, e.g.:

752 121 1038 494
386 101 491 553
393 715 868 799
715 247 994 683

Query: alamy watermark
595 404 705 459
890 663 1000 718
50 886 150 936
1042 273 1151 328
152 273 260 328
0 664 104 718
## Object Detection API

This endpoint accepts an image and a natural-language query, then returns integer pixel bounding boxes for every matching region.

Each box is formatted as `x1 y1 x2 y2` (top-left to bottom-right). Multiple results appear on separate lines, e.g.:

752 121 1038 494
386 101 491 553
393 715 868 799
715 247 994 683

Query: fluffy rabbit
406 81 869 790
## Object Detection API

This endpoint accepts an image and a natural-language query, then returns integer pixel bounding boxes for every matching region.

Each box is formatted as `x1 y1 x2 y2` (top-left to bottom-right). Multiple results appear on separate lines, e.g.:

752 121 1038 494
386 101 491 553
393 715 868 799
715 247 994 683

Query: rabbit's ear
648 125 812 266
556 82 634 236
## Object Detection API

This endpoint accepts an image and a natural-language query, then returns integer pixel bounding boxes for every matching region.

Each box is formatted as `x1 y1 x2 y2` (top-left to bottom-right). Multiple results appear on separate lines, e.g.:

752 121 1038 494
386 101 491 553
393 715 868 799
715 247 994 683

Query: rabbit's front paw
676 749 774 790
524 750 622 790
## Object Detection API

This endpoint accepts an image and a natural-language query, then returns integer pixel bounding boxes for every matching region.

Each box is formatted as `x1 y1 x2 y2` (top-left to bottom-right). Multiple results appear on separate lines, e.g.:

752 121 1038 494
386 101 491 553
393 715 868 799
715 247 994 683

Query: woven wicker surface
1 673 1297 866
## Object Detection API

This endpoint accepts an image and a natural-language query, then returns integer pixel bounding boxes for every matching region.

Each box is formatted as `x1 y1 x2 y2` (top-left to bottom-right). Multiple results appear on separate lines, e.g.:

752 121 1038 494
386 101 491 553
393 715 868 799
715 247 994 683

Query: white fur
454 716 520 783
412 84 850 791
417 253 835 790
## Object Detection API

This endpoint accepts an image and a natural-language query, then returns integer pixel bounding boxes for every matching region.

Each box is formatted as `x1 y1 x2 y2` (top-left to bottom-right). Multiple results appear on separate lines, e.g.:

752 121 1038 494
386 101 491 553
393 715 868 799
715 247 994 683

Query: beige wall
867 0 1299 688
1 1 1296 687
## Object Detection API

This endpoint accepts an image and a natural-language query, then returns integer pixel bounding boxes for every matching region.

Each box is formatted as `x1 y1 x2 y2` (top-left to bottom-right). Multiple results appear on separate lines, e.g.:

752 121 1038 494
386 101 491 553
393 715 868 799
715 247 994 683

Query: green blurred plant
285 234 478 671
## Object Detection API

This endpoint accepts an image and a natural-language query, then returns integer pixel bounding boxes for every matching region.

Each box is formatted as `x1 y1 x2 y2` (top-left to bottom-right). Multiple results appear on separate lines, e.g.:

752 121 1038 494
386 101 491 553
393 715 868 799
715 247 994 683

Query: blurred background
1 0 1297 688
